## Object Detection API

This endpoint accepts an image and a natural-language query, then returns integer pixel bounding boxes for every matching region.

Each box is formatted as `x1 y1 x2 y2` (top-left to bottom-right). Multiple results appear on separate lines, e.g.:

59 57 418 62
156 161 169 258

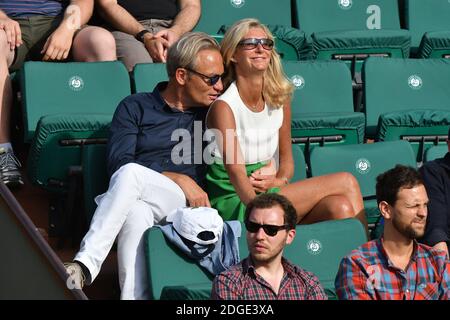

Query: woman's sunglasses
238 38 274 51
245 220 288 237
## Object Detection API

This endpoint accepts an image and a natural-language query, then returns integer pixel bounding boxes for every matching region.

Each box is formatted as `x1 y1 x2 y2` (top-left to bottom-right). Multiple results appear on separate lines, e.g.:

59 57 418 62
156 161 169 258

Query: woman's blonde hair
220 18 293 108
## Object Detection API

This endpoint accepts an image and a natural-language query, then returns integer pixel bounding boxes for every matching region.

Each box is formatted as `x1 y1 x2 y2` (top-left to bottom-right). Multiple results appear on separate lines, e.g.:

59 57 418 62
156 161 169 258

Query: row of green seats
195 0 450 71
145 218 368 300
21 57 450 194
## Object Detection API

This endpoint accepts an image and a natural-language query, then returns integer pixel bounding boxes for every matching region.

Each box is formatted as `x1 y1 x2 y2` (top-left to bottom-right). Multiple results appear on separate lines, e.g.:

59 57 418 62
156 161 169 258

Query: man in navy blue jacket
65 32 224 299
419 127 450 258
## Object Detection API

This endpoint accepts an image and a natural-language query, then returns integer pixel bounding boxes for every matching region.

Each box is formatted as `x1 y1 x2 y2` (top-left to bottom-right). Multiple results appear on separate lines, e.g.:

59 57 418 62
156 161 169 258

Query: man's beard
392 215 426 240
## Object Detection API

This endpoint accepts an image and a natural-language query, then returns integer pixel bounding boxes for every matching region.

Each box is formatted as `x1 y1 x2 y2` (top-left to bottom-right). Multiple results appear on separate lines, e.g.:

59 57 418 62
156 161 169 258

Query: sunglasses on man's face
184 67 223 86
245 220 288 237
238 38 274 51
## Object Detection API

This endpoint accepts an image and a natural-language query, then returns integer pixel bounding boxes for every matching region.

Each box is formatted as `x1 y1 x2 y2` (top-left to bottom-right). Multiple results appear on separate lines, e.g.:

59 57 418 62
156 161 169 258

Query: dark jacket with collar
419 152 450 247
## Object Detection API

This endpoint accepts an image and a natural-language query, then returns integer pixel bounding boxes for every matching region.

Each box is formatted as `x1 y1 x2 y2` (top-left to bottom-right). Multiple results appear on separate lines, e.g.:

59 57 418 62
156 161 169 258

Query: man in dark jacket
65 32 224 299
419 127 450 257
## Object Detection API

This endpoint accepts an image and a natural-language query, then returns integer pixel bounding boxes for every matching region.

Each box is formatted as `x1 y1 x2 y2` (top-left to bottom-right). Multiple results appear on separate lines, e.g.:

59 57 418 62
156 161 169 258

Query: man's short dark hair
244 193 297 230
376 165 424 206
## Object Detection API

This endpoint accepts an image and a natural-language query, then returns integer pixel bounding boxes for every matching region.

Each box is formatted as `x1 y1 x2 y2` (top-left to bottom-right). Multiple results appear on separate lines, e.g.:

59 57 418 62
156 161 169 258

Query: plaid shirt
211 257 327 300
335 239 450 300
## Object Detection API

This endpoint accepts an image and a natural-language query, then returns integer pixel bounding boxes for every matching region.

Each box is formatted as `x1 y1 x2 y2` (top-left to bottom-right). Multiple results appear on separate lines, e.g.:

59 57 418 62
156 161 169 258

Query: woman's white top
207 82 283 164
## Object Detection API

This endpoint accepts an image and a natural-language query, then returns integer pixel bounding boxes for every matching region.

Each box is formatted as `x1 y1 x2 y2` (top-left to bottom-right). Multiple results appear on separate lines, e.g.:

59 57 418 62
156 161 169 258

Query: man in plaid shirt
211 193 327 300
335 165 450 300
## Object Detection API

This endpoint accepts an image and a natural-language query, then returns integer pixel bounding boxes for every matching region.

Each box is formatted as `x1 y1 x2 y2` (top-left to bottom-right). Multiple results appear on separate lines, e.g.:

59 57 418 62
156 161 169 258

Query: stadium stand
283 60 365 165
194 0 307 60
309 140 417 232
294 0 411 73
404 0 450 58
363 57 450 162
21 61 130 240
144 218 367 300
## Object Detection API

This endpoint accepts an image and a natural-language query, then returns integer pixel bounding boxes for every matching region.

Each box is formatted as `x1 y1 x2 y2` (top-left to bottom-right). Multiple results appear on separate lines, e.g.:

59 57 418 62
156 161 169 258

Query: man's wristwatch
135 29 151 43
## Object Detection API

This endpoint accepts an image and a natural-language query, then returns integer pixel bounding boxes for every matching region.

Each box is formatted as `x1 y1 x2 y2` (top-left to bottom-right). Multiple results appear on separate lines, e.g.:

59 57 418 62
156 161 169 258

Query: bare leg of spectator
72 26 116 62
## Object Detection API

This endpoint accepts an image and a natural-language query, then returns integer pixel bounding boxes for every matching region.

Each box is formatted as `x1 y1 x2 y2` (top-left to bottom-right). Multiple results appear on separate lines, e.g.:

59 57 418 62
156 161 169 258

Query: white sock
0 143 13 152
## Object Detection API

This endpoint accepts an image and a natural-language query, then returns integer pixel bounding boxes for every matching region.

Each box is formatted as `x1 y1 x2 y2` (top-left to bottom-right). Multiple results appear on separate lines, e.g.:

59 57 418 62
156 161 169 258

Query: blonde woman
206 18 367 228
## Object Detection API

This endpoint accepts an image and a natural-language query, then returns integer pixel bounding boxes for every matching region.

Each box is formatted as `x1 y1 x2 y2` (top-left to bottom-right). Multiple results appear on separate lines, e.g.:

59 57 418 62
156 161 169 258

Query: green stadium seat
82 144 109 224
195 0 292 34
424 144 448 162
283 60 365 161
21 61 130 143
144 218 366 300
405 0 450 58
131 63 168 93
309 140 417 229
291 144 308 181
194 0 306 60
294 0 410 72
363 58 450 161
284 218 367 299
22 61 130 240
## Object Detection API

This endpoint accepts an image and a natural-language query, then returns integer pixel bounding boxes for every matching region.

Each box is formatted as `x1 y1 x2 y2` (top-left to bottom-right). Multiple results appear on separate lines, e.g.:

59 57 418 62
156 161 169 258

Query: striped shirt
211 257 327 300
0 0 66 17
335 238 450 300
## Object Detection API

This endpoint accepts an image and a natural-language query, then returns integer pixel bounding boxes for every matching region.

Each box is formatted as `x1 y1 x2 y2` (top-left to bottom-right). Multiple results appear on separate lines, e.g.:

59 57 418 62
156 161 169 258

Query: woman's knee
73 27 116 61
336 172 361 195
326 195 355 220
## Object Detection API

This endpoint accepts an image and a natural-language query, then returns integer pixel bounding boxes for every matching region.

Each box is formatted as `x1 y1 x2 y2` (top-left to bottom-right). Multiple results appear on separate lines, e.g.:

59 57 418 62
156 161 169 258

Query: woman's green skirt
206 162 280 221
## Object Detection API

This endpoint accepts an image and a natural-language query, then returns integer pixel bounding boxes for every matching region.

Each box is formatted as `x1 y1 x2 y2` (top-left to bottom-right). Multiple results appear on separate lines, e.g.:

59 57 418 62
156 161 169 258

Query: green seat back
131 63 168 93
82 144 109 224
195 0 292 34
424 145 448 162
21 61 131 142
309 141 417 224
310 141 416 197
283 60 365 151
363 58 450 161
292 144 307 181
364 58 450 137
295 0 401 35
0 184 86 299
285 218 367 299
284 60 354 114
405 0 450 53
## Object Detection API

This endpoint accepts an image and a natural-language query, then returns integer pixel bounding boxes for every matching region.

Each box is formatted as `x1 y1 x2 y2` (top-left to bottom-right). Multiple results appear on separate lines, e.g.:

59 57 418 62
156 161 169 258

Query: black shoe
0 148 24 187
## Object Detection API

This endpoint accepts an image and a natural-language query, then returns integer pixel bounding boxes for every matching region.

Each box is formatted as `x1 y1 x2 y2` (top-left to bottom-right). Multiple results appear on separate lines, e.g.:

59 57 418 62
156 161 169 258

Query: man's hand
143 33 170 63
0 17 22 50
164 172 211 207
41 25 75 61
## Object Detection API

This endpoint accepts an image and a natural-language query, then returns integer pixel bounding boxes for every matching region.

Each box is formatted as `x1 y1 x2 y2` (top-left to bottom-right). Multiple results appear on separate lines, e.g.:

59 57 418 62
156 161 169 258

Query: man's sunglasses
245 220 288 237
238 38 274 51
185 68 223 86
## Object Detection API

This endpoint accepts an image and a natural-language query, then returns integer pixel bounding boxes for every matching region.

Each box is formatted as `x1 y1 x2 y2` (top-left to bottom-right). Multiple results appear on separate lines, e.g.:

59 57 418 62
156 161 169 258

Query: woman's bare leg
279 172 367 229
